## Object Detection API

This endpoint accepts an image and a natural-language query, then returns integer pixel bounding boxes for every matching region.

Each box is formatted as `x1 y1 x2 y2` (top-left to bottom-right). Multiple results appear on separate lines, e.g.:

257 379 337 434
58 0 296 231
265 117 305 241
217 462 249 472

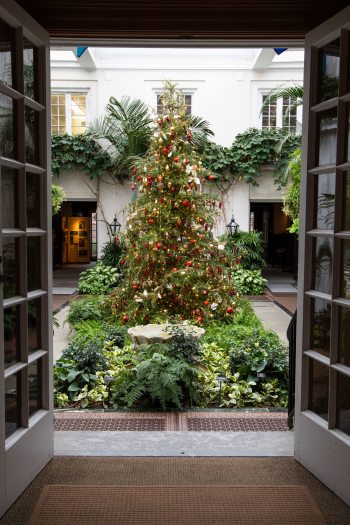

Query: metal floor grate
54 411 289 432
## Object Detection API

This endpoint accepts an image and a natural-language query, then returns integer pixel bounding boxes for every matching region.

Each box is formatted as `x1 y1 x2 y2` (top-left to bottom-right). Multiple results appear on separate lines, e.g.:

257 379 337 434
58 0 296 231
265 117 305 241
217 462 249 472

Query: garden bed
54 298 288 411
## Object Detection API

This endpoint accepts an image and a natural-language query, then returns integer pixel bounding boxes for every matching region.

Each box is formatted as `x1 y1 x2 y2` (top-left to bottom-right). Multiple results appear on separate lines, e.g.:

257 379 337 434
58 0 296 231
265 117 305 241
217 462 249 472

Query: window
157 93 192 115
51 92 87 135
282 96 297 133
261 95 277 129
261 94 298 133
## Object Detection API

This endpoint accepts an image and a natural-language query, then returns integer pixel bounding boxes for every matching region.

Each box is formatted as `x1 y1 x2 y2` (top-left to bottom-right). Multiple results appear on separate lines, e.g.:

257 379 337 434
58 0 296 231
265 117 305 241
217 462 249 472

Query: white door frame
295 5 350 507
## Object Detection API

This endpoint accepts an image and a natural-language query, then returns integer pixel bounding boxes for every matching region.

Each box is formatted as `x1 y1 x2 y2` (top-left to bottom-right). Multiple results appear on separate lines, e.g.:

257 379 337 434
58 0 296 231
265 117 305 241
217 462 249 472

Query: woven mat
29 484 326 524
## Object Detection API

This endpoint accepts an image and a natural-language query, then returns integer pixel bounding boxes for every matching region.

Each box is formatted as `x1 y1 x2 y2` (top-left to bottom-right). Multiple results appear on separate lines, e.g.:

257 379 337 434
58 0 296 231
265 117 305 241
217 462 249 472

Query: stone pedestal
128 323 205 346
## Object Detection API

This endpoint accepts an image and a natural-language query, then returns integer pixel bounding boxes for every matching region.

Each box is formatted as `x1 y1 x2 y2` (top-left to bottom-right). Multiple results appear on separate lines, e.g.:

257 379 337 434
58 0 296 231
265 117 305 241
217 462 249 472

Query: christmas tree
111 82 239 324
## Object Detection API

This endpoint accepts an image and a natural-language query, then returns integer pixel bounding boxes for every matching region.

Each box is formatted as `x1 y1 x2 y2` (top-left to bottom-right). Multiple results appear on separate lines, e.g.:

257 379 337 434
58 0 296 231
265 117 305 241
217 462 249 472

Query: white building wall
50 48 303 253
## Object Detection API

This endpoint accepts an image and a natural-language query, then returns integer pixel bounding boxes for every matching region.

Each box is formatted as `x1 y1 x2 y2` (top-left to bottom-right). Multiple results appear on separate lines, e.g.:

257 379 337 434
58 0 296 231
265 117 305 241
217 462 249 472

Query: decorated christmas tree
111 82 239 324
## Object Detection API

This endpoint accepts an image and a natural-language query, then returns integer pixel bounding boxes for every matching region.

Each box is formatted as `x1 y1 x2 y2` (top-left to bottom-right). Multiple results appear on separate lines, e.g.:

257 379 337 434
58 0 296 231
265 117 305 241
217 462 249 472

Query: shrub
66 295 107 327
78 263 119 294
232 267 267 295
221 231 266 270
123 351 200 410
166 325 202 364
99 236 126 268
228 326 288 383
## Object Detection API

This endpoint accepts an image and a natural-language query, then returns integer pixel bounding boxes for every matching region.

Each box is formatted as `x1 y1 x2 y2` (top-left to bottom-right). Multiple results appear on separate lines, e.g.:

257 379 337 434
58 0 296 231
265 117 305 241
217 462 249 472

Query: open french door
295 5 350 507
0 0 52 517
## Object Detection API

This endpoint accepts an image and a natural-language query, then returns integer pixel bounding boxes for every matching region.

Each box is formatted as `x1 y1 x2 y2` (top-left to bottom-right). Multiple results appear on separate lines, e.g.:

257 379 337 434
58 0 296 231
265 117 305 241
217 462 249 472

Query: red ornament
137 176 141 182
157 175 163 183
186 261 192 267
197 316 203 323
203 290 208 295
187 131 192 141
174 156 179 163
132 284 138 290
133 167 137 175
203 300 209 306
172 268 177 272
166 116 171 122
131 184 135 191
171 186 175 192
227 306 234 314
148 218 155 224
190 239 196 244
156 242 162 250
162 147 168 155
182 200 190 207
219 201 222 209
122 315 129 322
158 118 163 126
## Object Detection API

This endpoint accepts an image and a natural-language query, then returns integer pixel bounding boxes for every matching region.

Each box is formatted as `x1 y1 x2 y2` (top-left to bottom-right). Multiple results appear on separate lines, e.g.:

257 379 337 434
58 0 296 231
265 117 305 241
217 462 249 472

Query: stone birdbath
128 323 205 346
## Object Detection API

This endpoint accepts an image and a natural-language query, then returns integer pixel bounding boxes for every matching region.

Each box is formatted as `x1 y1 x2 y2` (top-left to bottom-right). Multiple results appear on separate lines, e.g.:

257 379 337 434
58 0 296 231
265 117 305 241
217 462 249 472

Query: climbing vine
202 128 301 188
51 133 114 179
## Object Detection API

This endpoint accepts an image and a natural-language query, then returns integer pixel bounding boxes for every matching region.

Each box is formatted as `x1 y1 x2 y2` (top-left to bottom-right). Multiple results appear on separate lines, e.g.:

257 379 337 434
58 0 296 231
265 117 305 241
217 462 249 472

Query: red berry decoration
156 242 162 250
162 147 168 155
186 261 192 267
203 290 208 295
203 300 209 306
197 316 203 323
174 156 179 163
208 175 215 181
182 200 190 207
122 315 129 322
227 306 234 314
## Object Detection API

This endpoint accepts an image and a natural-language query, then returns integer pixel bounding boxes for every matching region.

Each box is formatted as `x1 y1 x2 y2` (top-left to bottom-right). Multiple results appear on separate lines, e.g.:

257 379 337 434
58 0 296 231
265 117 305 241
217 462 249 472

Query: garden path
249 300 291 345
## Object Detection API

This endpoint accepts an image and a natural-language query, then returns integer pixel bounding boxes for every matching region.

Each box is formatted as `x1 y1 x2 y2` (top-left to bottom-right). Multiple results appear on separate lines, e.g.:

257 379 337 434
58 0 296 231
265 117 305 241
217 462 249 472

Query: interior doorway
53 200 97 267
250 202 298 273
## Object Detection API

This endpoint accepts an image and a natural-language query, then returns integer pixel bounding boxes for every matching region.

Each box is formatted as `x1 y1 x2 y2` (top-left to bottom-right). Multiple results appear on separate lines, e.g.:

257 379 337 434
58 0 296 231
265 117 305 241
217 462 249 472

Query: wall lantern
109 215 121 235
226 214 239 236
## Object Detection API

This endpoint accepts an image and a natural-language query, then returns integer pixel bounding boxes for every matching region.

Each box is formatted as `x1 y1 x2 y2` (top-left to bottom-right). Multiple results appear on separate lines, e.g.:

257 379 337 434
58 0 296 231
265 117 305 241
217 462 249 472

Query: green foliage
283 148 301 234
54 300 287 410
202 128 300 187
51 133 114 179
66 296 107 327
198 338 287 408
51 184 65 215
228 326 288 380
88 96 153 178
99 235 126 268
78 263 119 295
232 267 267 295
123 351 199 410
221 230 265 270
166 325 202 364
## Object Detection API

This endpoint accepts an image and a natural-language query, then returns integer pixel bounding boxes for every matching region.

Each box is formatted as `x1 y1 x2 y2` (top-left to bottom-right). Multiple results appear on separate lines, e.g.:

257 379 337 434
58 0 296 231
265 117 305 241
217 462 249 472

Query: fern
123 352 199 410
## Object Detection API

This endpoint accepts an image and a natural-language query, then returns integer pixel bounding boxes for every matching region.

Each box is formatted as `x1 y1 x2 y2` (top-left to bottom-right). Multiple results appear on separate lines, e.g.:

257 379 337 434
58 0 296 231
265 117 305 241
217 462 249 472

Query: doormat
54 411 289 432
28 485 326 524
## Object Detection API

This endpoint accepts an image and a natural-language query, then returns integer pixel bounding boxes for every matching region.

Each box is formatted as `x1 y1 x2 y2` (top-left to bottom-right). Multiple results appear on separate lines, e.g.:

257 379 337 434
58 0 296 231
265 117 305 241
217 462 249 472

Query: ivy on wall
51 133 114 179
202 128 301 188
51 128 300 189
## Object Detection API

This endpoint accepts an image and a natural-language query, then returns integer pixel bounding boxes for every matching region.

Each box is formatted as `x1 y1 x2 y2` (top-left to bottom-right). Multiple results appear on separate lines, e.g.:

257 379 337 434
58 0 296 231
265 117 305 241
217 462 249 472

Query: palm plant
88 96 153 177
88 84 214 177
